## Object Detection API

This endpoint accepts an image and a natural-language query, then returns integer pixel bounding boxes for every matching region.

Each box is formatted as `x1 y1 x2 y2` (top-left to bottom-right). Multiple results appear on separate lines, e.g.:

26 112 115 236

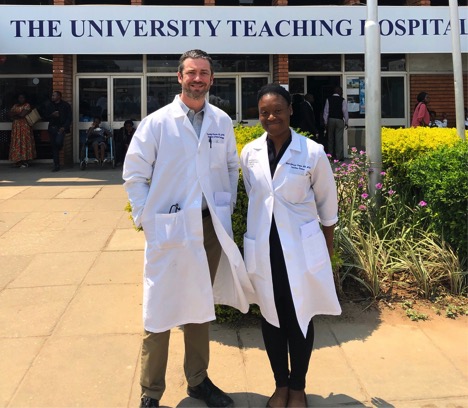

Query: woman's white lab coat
123 96 253 333
240 130 341 337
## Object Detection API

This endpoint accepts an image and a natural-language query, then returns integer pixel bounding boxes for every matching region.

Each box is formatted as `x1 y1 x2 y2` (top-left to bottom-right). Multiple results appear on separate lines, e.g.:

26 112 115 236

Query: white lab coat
123 96 253 333
240 130 341 337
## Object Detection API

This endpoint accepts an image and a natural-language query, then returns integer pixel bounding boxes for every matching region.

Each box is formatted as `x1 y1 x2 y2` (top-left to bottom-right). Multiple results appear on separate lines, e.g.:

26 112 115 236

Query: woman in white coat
240 84 341 408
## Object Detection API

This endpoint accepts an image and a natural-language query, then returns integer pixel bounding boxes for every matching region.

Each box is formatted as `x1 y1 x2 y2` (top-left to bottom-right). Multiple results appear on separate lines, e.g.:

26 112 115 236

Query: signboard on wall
0 5 466 55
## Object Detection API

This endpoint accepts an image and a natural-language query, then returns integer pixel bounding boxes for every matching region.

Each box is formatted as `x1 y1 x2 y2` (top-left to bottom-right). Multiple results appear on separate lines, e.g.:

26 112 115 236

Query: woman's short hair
257 83 292 105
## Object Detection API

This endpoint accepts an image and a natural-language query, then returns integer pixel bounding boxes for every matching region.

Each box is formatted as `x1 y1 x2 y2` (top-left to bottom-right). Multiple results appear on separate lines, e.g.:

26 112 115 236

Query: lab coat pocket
243 235 257 276
214 192 233 237
154 210 187 249
300 220 327 275
279 173 310 203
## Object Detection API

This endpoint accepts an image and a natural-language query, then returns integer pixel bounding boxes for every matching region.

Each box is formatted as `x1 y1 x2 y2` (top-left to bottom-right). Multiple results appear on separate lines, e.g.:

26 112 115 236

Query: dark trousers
261 218 315 391
48 126 64 168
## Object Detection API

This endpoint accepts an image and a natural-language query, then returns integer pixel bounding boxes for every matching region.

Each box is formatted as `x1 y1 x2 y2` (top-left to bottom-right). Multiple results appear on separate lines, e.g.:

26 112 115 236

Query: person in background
240 83 341 408
8 93 36 168
290 93 304 129
116 119 136 166
411 92 430 127
86 117 110 167
323 86 348 161
47 90 72 172
123 49 252 408
429 111 448 128
299 93 318 138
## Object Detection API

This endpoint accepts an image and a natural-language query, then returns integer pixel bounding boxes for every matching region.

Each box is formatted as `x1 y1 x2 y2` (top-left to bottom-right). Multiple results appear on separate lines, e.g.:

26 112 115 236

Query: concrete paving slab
46 227 114 253
331 322 468 402
0 199 49 213
9 334 141 408
55 187 101 199
0 255 34 290
0 337 46 407
8 252 99 288
117 212 138 229
419 318 468 377
8 186 65 199
67 210 124 230
0 186 28 200
7 211 77 233
40 197 90 212
106 228 145 251
0 229 61 256
307 321 369 406
54 284 142 336
94 185 127 199
0 212 28 235
84 250 143 285
80 197 129 212
0 285 77 337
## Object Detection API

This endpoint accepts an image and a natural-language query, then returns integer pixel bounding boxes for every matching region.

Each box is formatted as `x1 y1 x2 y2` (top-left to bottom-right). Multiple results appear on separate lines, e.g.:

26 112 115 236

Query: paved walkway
0 164 467 408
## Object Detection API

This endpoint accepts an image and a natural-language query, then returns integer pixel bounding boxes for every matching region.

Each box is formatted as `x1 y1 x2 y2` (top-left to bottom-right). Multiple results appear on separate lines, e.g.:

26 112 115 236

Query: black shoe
187 377 234 408
140 396 159 407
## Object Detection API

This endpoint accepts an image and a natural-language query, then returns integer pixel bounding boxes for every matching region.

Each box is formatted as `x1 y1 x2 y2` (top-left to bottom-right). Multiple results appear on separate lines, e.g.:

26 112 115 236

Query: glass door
211 75 269 125
76 77 109 162
112 77 142 132
210 77 238 123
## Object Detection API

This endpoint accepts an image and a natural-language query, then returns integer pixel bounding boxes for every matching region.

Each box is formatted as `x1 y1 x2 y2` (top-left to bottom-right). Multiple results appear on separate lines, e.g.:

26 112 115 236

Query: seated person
86 117 110 166
429 111 448 128
116 119 136 165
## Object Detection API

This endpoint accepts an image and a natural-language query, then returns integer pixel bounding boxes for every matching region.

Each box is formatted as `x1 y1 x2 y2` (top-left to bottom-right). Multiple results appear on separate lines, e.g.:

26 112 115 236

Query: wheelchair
79 127 116 170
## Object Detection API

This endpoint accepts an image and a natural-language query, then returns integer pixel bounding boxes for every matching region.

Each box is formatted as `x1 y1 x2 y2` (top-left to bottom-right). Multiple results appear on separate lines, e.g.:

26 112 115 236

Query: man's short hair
178 49 214 75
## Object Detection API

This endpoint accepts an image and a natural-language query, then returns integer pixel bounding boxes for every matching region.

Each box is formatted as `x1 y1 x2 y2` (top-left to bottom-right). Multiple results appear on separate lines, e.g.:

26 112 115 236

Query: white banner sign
0 5 466 55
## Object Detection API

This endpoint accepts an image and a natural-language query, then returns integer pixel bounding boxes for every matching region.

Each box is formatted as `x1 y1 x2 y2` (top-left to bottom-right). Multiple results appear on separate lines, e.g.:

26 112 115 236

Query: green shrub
406 141 468 265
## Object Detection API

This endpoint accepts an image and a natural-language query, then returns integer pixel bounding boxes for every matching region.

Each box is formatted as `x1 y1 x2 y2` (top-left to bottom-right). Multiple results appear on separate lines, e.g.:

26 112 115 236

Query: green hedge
407 141 468 263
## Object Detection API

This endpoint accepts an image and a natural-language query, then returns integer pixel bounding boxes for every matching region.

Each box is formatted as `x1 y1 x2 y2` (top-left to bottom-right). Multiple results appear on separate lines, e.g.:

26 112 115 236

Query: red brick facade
410 74 468 129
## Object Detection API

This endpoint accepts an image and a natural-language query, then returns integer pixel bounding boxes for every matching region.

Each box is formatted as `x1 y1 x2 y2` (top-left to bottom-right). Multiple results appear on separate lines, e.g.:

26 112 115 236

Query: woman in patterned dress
9 94 36 168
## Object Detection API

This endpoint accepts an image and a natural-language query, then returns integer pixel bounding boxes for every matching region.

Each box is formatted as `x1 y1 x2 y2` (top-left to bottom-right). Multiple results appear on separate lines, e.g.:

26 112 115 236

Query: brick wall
53 55 74 167
410 74 468 127
131 0 143 4
273 55 289 85
204 0 215 4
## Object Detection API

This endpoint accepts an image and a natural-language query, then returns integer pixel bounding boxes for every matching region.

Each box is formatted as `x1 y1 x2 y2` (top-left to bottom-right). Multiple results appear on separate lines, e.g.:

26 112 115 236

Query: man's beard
183 83 209 100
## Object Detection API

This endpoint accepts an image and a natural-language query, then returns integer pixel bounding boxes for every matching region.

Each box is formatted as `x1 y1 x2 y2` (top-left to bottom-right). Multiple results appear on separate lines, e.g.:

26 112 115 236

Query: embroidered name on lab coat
285 161 311 174
207 133 225 144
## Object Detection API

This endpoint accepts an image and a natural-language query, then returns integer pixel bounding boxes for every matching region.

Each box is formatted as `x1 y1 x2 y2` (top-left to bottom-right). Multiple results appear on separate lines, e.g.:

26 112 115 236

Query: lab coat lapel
254 135 273 190
275 131 301 175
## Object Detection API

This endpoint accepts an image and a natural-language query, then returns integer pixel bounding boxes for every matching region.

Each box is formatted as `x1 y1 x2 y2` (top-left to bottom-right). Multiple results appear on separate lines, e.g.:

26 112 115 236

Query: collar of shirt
267 134 292 178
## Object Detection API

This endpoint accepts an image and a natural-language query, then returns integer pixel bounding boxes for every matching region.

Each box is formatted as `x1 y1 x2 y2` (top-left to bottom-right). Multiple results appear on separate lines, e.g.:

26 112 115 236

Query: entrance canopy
1 5 467 55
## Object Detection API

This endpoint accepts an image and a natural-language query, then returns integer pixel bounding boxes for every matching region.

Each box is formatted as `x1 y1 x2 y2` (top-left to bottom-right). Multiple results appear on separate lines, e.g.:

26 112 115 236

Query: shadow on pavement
171 392 389 407
210 302 382 351
0 163 123 186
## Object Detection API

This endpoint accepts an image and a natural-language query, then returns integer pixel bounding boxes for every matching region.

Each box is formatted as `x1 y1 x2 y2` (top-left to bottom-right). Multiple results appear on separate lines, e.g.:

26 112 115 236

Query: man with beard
123 49 252 408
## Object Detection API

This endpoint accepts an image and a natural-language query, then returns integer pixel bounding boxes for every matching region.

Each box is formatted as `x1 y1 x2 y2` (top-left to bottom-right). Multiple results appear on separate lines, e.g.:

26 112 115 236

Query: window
344 54 406 72
143 0 203 4
147 77 179 113
77 55 143 73
148 54 269 73
0 55 52 75
289 55 341 72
